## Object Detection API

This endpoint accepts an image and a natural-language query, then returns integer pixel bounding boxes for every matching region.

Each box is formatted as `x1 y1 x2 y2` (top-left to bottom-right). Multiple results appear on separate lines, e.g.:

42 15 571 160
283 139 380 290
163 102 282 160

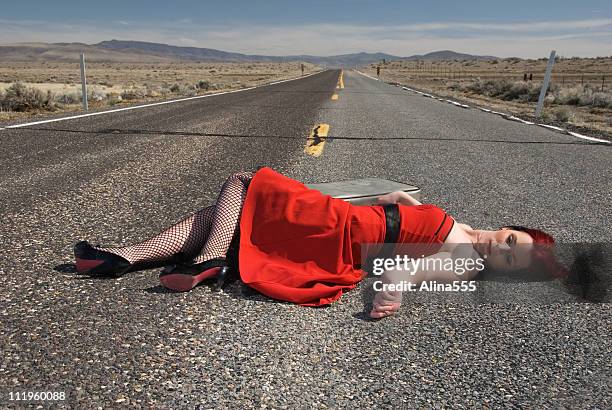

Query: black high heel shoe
159 258 231 292
74 240 132 277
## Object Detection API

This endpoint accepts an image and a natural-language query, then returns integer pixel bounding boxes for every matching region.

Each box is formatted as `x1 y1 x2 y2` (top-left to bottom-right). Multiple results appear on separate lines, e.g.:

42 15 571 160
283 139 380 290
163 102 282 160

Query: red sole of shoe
75 257 105 273
159 267 221 292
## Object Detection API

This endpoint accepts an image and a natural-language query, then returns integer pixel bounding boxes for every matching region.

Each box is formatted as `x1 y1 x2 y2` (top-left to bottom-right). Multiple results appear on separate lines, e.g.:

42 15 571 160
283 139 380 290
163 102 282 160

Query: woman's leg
190 171 253 264
87 170 252 274
93 205 216 265
158 171 254 291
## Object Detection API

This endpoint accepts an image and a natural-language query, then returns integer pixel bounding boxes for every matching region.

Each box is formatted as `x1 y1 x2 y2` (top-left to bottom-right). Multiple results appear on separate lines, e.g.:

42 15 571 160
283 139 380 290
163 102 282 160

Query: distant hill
96 40 402 66
96 40 258 62
0 40 497 66
298 52 401 67
0 42 176 63
401 50 497 61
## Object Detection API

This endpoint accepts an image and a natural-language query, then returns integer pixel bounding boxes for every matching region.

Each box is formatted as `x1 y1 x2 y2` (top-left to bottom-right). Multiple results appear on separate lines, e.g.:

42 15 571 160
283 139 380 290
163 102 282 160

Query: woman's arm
377 190 422 206
370 251 480 318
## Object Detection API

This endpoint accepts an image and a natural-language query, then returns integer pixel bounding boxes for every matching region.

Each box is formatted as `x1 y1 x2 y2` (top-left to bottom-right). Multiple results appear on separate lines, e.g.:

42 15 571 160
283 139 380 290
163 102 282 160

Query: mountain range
0 40 498 66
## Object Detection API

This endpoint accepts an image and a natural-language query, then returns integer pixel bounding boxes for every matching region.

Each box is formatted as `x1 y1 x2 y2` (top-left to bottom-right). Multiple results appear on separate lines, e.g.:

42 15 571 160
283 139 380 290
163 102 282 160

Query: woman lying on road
74 167 568 318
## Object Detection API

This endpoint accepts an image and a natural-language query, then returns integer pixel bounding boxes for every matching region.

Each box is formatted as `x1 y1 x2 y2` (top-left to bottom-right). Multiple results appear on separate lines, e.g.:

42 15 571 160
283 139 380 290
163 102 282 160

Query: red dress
238 167 455 306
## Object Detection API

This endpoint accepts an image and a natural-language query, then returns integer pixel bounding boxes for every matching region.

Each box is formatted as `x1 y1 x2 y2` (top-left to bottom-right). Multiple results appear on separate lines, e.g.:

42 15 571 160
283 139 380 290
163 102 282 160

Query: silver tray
306 178 421 206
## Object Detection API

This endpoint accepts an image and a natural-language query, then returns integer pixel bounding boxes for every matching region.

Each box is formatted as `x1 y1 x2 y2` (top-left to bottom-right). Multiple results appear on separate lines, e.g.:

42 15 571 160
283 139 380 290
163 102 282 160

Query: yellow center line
304 123 330 157
337 69 344 89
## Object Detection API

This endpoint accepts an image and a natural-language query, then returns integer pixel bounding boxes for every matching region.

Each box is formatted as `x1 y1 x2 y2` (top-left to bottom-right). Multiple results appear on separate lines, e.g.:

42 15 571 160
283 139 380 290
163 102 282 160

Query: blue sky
2 0 611 57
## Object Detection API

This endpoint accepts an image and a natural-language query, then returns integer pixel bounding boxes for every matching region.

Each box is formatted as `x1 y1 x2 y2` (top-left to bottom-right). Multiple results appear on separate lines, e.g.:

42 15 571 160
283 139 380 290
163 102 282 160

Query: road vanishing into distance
1 70 610 407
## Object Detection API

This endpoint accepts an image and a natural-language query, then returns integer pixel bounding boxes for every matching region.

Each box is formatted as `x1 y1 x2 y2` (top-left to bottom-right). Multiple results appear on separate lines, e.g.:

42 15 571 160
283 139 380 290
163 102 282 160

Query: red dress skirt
238 167 455 306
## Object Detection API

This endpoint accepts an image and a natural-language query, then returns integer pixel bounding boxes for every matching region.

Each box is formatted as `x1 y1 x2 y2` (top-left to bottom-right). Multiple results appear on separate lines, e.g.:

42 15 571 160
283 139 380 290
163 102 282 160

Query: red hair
503 225 569 279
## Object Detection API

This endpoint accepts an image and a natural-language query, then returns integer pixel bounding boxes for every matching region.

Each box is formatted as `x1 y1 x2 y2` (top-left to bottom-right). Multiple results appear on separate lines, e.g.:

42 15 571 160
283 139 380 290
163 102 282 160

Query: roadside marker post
535 50 556 118
80 52 88 111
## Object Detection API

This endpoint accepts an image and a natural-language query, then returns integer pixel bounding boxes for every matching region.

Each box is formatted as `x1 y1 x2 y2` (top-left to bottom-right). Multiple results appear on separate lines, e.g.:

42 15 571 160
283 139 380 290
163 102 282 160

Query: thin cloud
392 19 612 32
0 18 610 58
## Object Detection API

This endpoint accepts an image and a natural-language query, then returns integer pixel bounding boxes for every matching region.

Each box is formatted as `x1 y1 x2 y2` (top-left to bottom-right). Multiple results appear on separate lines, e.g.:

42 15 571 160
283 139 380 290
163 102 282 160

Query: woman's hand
377 190 422 206
370 267 404 319
377 191 404 205
370 288 402 319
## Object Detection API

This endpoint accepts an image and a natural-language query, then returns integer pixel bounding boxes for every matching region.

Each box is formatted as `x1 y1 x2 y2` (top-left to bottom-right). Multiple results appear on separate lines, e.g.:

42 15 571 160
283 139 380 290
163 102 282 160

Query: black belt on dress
378 203 400 260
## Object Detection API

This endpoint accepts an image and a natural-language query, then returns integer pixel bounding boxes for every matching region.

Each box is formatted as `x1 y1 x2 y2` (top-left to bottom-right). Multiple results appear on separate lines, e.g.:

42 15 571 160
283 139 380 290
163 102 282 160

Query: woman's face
475 228 534 272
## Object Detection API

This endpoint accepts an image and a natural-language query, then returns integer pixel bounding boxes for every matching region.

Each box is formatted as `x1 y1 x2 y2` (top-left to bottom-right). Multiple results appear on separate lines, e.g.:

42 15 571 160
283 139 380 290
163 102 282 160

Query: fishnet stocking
95 206 215 265
193 171 252 263
93 171 253 265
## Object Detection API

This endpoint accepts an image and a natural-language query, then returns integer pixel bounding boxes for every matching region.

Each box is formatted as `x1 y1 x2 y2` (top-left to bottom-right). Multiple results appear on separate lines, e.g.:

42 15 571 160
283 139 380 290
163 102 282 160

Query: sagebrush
462 79 612 108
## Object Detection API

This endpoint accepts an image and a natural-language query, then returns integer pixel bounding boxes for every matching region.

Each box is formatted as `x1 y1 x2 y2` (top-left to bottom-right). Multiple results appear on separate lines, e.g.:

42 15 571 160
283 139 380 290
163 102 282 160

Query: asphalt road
1 69 610 408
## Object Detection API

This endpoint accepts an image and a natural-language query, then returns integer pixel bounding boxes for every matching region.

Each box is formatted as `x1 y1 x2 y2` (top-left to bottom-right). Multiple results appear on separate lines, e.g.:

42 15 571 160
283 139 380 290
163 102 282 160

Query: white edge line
4 71 321 129
506 116 534 125
538 124 566 132
514 118 534 125
567 131 611 144
354 70 379 81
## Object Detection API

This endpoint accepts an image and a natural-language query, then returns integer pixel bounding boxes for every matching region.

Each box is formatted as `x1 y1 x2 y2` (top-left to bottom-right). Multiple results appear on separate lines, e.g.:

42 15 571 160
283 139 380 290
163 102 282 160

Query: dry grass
0 61 320 121
363 56 612 135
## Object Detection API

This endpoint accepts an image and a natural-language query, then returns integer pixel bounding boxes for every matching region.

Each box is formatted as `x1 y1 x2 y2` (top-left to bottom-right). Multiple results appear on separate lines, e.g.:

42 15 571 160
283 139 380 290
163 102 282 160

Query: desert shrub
447 82 462 91
555 86 584 105
196 80 210 90
591 92 612 109
465 79 511 97
120 89 146 100
552 107 573 122
0 82 57 112
90 88 106 102
168 83 197 96
145 86 162 97
463 79 583 104
501 81 540 101
55 92 80 104
107 93 123 105
549 85 612 108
